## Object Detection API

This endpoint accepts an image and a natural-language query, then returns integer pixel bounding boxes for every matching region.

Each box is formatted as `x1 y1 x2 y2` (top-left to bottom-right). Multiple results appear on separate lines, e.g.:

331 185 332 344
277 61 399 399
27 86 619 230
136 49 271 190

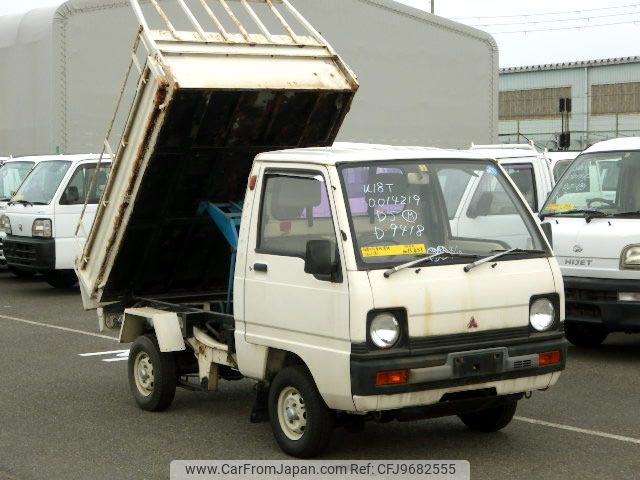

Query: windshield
14 161 72 205
542 150 640 216
0 161 34 200
339 160 547 268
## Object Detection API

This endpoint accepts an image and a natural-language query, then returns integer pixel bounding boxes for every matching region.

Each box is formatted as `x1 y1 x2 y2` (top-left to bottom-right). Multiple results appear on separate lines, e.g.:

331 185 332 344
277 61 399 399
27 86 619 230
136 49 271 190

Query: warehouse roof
500 56 640 74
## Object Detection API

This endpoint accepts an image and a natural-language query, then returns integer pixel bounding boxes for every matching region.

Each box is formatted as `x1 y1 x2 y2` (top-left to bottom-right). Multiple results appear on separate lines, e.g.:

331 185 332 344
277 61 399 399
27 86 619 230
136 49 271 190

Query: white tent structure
0 0 498 156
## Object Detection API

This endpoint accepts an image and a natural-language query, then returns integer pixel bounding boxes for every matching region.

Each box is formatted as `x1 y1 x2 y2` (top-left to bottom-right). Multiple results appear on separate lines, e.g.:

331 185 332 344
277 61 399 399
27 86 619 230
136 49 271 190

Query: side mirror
304 239 340 282
541 222 553 248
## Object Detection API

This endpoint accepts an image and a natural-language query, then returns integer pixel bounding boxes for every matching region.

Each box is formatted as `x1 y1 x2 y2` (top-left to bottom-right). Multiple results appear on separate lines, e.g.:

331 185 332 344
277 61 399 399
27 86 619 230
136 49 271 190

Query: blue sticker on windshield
485 165 498 177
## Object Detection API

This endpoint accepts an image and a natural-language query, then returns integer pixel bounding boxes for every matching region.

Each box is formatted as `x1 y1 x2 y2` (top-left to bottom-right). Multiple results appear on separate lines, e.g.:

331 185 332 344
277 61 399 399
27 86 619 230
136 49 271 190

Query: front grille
409 326 530 351
566 303 601 319
566 288 617 302
4 241 37 266
513 359 533 369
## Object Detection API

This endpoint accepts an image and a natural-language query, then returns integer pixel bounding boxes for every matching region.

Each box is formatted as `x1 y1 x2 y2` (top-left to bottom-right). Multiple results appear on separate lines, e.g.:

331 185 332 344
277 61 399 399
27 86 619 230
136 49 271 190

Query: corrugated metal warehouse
499 56 640 150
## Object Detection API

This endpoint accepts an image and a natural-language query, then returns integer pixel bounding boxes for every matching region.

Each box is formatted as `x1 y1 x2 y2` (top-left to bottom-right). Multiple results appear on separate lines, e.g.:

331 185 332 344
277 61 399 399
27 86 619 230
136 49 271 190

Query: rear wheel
128 335 177 411
458 400 518 432
44 270 77 288
268 366 334 458
565 322 608 347
7 265 35 278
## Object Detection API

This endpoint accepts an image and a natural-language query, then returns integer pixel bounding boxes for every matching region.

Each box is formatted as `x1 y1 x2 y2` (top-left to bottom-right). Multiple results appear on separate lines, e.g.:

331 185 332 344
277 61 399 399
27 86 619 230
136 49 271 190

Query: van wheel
7 266 35 278
128 335 177 411
564 322 608 347
458 400 518 432
44 270 77 288
268 366 334 458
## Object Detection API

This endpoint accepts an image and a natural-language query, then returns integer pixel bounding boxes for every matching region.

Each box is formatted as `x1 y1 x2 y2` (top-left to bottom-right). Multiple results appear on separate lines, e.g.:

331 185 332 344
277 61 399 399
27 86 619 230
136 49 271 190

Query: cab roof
583 137 640 154
8 154 107 163
255 143 496 165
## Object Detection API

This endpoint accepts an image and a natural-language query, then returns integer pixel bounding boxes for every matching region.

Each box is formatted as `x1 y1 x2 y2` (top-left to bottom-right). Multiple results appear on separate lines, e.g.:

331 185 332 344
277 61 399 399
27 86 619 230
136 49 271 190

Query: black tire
128 335 177 412
7 265 35 278
458 400 518 432
44 270 77 289
564 322 608 347
268 366 334 458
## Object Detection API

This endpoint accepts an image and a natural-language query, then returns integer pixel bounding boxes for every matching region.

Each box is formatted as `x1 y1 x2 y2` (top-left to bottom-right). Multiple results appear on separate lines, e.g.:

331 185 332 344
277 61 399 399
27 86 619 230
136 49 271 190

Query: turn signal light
375 369 409 386
539 351 561 366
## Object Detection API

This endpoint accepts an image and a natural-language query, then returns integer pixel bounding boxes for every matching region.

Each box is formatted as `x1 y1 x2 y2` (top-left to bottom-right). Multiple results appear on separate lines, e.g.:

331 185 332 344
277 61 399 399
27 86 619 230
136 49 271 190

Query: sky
2 0 639 67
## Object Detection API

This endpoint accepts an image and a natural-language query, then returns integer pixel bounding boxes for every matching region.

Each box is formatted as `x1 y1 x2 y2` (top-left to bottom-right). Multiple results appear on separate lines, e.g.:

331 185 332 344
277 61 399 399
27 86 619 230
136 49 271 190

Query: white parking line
515 416 640 445
0 313 117 341
79 349 129 362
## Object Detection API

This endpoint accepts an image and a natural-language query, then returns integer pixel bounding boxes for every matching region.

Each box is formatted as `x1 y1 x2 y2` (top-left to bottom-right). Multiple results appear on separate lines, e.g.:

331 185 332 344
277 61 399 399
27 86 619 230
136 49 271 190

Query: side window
436 168 473 219
504 164 537 211
553 160 570 181
258 173 336 257
60 163 110 205
467 172 518 217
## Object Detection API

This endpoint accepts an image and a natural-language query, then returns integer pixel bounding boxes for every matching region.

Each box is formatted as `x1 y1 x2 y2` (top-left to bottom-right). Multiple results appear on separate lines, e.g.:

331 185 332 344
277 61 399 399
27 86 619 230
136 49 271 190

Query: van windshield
542 151 640 217
13 161 72 205
0 161 34 200
339 160 547 268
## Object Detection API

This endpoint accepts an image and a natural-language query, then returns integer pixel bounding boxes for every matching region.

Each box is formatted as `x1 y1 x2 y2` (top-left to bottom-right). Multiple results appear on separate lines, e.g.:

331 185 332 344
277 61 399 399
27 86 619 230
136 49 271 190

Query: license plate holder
452 350 506 377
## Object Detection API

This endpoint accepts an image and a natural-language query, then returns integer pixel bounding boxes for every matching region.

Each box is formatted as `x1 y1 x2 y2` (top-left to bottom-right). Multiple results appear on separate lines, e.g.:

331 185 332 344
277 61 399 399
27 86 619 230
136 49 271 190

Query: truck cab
0 156 44 269
541 137 640 346
1 154 110 287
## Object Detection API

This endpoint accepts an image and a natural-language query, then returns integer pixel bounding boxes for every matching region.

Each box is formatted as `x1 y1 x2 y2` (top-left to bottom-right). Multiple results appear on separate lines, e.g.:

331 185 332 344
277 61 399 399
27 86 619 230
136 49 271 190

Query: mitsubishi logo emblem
468 317 478 329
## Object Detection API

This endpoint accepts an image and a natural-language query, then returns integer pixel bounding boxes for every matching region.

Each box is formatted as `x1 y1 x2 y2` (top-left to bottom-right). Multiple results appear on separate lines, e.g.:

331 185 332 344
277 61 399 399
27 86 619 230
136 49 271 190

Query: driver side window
258 173 336 257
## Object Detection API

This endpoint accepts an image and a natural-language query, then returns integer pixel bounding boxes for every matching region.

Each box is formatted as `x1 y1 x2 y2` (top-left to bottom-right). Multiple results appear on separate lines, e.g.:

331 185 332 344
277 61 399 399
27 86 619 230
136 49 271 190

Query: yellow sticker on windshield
545 203 575 211
361 244 426 257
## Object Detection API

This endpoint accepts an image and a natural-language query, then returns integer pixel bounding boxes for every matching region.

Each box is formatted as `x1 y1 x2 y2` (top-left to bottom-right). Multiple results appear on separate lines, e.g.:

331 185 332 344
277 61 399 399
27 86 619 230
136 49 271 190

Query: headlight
621 245 640 269
0 215 11 235
370 312 400 349
32 219 52 238
530 298 555 332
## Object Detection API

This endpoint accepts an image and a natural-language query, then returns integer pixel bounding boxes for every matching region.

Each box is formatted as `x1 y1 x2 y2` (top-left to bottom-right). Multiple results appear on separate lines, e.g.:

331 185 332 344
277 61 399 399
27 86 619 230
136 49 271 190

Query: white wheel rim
133 351 154 397
277 386 307 441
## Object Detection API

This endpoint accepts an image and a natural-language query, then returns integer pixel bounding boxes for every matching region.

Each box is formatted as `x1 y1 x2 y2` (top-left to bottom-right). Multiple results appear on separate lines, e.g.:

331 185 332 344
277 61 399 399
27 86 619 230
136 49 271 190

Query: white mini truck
1 154 110 287
541 138 640 346
76 0 566 458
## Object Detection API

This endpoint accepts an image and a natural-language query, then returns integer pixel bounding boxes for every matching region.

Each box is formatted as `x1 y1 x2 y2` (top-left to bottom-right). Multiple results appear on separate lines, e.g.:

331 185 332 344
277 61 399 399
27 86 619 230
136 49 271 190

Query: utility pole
431 0 435 14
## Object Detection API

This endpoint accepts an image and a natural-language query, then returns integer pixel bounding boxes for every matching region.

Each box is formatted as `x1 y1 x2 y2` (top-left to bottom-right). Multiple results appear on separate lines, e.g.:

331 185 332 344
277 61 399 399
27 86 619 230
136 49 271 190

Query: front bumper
564 276 640 332
350 333 566 397
3 235 55 272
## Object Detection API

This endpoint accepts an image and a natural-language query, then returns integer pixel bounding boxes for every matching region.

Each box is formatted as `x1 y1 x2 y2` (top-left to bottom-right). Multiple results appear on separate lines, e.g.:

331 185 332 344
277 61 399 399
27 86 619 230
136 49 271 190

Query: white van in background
540 138 640 346
441 143 555 249
546 151 581 181
0 156 48 271
0 154 110 288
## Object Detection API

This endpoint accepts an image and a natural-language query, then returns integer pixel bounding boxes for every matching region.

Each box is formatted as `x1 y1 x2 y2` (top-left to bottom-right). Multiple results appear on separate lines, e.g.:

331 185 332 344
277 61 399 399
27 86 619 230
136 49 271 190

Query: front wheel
564 322 608 347
44 270 77 288
458 400 518 432
128 335 177 411
268 366 334 458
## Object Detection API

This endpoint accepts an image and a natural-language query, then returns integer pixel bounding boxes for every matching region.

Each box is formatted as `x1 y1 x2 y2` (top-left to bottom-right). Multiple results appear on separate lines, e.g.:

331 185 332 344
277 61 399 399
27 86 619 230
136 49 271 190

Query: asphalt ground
1 269 639 479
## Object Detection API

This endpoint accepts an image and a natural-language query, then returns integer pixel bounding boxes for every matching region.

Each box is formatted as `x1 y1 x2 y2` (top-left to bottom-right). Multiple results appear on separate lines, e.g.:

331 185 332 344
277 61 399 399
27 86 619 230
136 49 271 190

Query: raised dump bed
76 0 358 310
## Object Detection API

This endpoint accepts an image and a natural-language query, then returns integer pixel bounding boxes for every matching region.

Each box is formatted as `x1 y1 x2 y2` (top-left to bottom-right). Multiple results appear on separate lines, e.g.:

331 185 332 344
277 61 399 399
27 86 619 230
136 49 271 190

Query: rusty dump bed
76 0 357 309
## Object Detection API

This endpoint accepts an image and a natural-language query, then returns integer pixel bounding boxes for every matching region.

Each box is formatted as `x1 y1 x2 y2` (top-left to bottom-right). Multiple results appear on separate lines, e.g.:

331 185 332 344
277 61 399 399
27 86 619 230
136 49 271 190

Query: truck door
243 166 350 355
55 162 110 268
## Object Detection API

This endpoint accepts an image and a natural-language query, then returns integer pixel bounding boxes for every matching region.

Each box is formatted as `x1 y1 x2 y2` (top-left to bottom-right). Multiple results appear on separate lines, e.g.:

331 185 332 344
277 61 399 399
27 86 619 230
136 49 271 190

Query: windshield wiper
384 251 478 278
464 248 546 273
8 199 32 206
540 208 611 223
611 210 640 218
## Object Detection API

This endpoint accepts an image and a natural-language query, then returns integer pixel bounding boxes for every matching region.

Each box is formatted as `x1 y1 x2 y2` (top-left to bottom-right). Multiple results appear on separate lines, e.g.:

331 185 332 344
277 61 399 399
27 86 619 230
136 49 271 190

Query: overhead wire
452 2 640 20
467 10 640 28
487 18 640 35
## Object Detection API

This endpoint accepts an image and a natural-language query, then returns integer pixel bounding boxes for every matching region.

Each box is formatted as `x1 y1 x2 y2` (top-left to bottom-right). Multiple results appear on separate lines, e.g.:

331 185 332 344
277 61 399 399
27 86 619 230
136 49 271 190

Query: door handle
254 263 268 273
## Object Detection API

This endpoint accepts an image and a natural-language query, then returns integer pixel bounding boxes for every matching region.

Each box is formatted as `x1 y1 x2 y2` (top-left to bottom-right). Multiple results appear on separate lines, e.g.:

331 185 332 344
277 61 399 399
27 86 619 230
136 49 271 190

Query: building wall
499 61 640 150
